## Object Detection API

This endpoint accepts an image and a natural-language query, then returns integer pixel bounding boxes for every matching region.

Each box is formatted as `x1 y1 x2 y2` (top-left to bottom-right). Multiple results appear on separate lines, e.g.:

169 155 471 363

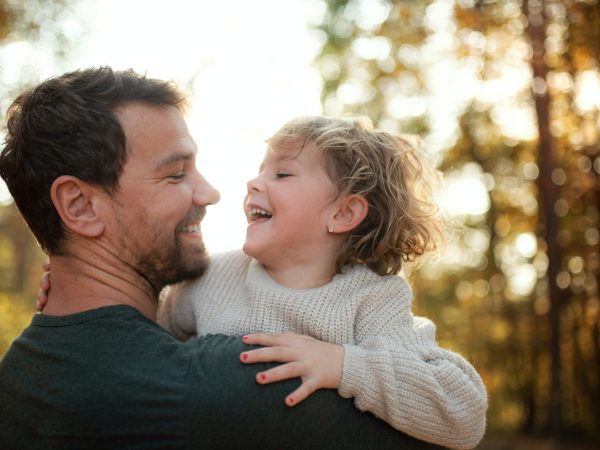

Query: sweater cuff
338 344 371 400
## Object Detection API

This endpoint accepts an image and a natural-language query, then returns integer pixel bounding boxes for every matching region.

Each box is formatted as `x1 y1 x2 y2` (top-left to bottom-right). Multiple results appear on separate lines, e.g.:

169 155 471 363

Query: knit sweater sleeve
156 283 197 340
338 276 488 450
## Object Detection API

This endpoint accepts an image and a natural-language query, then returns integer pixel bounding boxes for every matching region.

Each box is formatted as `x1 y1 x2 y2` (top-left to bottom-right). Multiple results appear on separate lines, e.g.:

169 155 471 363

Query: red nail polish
242 335 249 341
260 373 266 381
287 396 294 405
241 353 248 361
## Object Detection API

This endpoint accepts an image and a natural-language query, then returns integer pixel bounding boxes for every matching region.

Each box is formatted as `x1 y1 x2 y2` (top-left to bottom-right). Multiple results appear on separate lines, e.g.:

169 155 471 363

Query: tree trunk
525 0 563 438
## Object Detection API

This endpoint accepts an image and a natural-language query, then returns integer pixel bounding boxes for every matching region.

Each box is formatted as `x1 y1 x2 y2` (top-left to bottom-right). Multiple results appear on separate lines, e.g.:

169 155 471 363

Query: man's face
109 103 220 292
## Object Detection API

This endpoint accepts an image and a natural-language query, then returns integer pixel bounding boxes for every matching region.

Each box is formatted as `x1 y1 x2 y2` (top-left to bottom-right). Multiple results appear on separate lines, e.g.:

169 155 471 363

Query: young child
159 116 488 449
39 116 487 449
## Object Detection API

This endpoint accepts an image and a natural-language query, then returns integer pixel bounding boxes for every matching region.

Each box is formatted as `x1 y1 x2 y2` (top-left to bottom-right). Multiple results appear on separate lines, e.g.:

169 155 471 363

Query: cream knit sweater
159 250 488 449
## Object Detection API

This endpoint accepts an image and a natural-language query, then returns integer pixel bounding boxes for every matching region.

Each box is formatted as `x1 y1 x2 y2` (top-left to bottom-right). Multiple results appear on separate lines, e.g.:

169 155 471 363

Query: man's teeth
183 223 201 233
249 207 272 218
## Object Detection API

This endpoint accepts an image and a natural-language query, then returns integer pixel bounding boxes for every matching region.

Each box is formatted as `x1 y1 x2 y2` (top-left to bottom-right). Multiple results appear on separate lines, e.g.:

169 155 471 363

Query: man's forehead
115 102 183 134
115 103 197 170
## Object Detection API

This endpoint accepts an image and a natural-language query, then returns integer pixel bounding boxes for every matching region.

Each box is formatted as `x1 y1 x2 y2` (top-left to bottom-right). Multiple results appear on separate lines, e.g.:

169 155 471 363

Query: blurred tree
315 0 599 444
0 0 85 111
0 0 82 356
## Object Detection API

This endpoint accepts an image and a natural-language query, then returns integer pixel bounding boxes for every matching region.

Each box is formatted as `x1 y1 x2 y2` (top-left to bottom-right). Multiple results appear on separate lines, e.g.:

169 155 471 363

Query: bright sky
87 0 325 254
1 0 325 253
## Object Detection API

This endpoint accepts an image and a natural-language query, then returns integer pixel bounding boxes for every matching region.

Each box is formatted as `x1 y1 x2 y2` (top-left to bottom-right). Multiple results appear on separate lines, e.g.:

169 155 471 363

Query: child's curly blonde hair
267 116 443 276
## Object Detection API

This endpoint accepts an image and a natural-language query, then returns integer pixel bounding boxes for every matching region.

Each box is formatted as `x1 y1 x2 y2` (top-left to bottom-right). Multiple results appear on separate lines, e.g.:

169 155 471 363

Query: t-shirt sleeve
181 334 444 450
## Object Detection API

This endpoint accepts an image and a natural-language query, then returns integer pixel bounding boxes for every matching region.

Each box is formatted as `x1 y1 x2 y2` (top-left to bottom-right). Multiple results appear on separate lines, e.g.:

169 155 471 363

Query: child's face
243 141 339 269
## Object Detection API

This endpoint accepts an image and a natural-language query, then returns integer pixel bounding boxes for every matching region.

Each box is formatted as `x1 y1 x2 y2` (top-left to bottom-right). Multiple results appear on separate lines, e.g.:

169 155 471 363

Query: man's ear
50 175 105 238
330 194 368 234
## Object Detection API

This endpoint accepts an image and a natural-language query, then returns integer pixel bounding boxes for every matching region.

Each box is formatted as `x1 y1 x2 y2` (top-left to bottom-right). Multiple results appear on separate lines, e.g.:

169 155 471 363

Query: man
0 67 440 449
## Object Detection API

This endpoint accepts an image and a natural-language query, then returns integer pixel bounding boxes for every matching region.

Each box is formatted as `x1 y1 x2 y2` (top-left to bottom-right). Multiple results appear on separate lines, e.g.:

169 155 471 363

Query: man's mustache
175 206 207 232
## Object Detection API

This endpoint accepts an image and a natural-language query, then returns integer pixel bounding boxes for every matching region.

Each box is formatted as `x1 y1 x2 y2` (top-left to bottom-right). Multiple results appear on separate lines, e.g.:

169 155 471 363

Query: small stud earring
328 224 334 233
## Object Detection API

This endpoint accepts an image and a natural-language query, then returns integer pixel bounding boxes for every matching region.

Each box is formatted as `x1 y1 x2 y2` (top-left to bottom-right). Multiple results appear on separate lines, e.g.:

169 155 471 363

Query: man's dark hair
0 67 186 254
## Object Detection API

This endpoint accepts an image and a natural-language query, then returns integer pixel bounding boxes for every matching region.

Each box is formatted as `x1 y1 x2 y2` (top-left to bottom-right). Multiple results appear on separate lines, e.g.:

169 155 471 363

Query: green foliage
0 0 83 112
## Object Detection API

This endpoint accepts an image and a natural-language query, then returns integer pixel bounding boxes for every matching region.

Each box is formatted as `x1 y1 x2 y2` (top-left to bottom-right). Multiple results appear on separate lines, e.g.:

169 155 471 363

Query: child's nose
246 175 264 193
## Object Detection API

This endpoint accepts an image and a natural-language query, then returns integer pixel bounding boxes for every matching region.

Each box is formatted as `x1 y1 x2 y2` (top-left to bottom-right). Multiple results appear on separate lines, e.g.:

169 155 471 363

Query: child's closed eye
276 173 292 179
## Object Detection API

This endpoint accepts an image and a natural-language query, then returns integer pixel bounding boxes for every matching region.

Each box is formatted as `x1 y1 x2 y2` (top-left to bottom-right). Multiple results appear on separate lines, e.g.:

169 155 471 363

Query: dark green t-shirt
0 305 442 449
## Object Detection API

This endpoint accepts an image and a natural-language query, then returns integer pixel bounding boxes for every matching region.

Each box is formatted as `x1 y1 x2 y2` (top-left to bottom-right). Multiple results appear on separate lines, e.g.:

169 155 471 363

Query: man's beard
138 238 209 294
133 207 211 295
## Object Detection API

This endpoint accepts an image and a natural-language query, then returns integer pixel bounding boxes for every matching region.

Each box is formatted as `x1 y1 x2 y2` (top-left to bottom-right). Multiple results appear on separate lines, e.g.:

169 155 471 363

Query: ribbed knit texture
159 250 488 449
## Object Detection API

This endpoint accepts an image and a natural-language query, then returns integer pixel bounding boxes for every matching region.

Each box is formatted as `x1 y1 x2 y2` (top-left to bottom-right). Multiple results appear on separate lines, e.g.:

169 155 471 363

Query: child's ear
50 175 105 238
330 194 368 234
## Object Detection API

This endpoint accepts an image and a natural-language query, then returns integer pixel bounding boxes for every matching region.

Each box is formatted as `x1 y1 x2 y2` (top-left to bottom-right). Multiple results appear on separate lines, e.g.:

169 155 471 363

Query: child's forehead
267 138 317 161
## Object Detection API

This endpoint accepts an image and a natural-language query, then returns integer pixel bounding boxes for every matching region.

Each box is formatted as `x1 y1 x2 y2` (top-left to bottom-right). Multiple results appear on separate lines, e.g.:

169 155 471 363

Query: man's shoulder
0 309 251 446
1 305 193 377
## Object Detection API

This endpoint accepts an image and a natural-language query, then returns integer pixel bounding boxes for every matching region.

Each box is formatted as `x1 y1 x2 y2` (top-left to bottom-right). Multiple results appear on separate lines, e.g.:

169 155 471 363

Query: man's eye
169 172 186 180
276 173 292 179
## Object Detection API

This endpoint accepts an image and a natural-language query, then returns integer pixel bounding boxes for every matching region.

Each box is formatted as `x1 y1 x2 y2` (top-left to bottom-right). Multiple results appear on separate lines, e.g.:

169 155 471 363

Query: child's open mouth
248 207 272 223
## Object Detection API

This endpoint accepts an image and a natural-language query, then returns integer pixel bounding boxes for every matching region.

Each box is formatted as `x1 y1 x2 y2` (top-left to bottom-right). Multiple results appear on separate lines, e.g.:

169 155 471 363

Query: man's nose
193 173 220 206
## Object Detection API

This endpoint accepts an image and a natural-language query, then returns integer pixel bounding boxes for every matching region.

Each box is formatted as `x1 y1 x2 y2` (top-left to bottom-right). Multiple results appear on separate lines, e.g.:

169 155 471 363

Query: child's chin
243 238 269 260
242 241 256 257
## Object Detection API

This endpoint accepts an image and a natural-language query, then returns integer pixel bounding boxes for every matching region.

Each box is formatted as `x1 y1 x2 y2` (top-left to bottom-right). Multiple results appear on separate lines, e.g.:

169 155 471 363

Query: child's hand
240 332 344 407
36 261 51 312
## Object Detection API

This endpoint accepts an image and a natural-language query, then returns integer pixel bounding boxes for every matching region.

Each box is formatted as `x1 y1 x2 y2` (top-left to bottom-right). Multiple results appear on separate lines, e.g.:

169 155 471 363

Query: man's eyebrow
154 151 196 170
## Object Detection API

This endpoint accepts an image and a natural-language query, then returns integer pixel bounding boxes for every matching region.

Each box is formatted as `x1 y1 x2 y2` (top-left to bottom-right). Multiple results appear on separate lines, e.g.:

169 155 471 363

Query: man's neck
42 249 158 321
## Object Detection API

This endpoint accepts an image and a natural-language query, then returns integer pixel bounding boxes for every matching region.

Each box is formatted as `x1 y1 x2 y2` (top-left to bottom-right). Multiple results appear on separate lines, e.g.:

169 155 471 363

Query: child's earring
328 224 334 233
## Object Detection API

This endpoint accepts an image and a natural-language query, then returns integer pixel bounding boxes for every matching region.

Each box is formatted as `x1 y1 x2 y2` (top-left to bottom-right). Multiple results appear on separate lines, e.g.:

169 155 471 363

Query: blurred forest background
1 1 599 449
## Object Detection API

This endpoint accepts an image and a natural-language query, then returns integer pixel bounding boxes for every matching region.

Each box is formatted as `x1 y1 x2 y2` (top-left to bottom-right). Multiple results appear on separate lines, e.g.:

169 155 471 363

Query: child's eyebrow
280 153 300 162
273 147 303 162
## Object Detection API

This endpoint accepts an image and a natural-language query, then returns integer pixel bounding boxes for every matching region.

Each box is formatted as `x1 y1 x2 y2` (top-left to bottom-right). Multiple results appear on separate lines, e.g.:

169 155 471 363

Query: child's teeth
250 208 272 217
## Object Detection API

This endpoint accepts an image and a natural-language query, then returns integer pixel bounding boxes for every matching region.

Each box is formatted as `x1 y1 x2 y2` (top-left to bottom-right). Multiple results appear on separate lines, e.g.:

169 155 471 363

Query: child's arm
240 332 344 406
336 278 487 450
242 277 487 450
157 282 197 340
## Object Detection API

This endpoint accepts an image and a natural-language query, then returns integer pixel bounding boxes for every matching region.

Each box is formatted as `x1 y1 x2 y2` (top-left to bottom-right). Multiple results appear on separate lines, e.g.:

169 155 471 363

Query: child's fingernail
287 396 295 405
241 353 248 361
242 335 249 341
260 373 266 381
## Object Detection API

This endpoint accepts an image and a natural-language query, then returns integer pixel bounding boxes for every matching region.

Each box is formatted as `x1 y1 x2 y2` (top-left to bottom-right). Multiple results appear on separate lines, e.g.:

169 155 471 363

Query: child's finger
242 332 301 347
40 274 50 291
254 361 302 385
242 333 279 346
284 381 318 407
240 346 296 364
37 286 48 303
36 295 47 312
